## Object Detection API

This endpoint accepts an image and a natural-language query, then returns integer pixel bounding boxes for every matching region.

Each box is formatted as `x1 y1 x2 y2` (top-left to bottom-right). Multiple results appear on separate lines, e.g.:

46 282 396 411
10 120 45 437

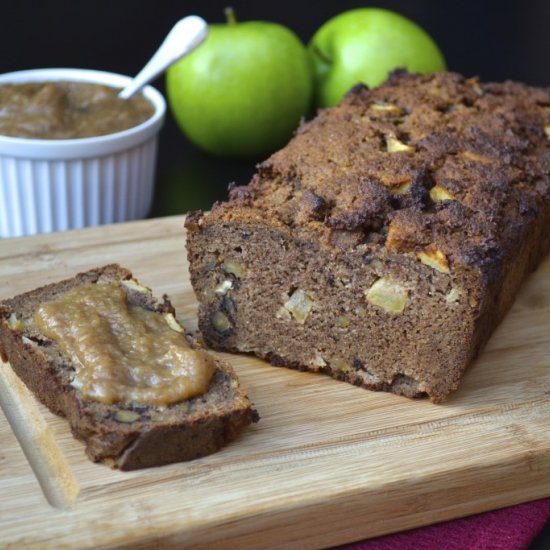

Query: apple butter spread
33 282 214 406
0 81 154 139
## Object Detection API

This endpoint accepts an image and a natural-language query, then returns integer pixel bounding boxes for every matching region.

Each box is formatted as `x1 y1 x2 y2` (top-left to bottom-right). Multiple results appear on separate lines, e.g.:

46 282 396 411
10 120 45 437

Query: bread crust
0 264 258 470
185 71 550 402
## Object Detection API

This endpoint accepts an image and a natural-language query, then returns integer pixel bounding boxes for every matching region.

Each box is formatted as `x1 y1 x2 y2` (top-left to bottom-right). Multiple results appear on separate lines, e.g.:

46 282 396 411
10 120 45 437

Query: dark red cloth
339 498 550 550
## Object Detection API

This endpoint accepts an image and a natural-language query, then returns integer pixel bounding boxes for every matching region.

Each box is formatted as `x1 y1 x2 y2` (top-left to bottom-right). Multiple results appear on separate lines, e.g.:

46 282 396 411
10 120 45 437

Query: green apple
309 8 446 108
166 9 313 159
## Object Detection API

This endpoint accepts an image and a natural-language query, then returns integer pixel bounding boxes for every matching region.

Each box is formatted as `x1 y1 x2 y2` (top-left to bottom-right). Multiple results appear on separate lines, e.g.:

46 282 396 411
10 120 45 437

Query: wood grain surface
1 215 550 549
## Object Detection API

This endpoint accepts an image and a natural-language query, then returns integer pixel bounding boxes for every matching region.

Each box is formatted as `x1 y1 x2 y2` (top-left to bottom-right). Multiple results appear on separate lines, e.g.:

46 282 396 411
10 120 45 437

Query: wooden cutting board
1 215 550 549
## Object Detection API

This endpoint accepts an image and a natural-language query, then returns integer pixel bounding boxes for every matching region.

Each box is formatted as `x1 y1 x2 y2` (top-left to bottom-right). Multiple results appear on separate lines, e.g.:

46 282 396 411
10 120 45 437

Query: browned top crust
199 71 550 278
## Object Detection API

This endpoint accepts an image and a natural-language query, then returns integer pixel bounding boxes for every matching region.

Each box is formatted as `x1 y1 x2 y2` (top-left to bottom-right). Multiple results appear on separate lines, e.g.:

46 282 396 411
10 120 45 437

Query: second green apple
309 8 446 108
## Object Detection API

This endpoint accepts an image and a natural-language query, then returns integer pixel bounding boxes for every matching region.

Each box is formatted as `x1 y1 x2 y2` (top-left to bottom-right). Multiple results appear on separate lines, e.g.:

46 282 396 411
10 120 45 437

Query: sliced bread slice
0 264 258 470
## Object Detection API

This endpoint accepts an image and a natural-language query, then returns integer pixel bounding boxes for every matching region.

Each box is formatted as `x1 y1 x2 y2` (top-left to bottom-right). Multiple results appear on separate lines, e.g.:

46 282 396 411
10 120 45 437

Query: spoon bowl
119 15 208 100
0 68 166 237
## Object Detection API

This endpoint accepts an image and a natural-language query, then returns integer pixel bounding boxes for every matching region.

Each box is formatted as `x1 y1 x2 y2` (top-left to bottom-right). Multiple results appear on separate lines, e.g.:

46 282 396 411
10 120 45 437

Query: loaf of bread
186 71 550 402
0 264 258 470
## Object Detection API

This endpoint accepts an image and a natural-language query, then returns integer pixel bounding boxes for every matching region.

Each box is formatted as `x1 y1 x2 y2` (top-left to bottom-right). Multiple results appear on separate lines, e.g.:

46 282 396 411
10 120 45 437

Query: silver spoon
119 15 208 100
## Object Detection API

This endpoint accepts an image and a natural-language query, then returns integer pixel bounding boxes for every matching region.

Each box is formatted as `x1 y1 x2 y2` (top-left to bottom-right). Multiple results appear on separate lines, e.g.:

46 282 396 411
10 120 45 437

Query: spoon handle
119 15 208 100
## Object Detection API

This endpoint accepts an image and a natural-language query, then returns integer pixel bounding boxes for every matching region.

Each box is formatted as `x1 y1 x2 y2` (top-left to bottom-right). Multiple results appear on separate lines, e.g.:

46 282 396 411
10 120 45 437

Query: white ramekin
0 68 166 238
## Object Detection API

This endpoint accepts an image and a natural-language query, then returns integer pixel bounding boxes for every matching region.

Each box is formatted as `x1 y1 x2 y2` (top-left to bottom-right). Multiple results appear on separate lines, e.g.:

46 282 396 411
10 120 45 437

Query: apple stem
224 6 237 25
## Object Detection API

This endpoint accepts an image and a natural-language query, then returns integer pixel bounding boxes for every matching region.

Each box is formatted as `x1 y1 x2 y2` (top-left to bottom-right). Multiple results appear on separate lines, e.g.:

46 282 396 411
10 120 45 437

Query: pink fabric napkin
338 498 550 550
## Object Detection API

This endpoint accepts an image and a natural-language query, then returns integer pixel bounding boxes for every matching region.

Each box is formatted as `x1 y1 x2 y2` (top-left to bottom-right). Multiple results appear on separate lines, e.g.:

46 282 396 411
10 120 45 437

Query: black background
2 1 550 545
2 0 549 215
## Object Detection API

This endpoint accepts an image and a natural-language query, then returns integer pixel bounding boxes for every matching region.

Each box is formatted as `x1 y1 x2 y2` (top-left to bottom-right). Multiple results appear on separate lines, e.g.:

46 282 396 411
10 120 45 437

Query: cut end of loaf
186 217 472 403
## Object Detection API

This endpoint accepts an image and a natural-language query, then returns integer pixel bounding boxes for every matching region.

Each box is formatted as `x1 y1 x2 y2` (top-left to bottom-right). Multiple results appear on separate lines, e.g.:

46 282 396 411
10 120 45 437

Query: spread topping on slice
33 282 214 406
